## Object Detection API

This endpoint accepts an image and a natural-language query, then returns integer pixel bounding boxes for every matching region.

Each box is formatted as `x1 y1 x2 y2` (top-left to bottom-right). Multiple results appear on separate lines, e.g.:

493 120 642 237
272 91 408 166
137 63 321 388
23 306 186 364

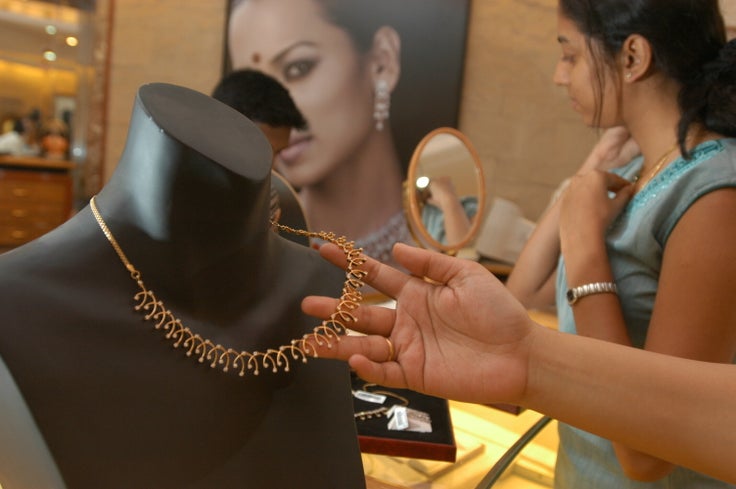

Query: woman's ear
369 26 402 92
620 34 653 82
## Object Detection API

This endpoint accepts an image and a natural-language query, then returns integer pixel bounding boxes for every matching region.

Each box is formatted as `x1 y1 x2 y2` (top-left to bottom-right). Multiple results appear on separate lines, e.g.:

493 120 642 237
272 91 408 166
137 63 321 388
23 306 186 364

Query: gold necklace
634 142 679 192
89 196 367 377
353 383 410 421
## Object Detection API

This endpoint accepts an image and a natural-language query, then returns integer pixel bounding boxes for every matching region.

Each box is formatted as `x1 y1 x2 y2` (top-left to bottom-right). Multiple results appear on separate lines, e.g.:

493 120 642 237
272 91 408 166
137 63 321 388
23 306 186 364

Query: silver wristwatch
566 282 618 305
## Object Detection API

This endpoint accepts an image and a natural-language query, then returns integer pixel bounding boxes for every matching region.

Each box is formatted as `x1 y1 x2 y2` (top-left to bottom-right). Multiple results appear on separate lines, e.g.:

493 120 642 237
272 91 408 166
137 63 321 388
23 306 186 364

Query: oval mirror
404 127 486 254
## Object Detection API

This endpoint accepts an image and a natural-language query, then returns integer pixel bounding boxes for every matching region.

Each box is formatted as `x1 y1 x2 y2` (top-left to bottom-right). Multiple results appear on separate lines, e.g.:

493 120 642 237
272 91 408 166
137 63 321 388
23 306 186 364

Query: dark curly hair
560 0 736 156
212 69 307 130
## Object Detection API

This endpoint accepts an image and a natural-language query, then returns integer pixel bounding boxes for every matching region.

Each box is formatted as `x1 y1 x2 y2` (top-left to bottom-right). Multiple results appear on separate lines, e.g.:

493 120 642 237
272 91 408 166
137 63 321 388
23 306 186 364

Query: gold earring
626 72 633 80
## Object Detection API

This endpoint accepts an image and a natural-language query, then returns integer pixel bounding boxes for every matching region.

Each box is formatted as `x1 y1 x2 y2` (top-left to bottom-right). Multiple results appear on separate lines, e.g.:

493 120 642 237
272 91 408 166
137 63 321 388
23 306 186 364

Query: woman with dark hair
226 0 466 265
500 0 736 487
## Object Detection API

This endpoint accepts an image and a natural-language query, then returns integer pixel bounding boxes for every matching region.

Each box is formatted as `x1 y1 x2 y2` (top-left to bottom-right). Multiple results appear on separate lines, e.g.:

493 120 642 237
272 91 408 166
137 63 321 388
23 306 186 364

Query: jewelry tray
351 372 457 462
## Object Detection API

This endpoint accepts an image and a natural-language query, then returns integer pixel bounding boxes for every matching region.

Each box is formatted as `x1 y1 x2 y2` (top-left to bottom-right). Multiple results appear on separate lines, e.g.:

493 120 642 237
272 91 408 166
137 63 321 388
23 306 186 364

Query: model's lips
278 135 312 166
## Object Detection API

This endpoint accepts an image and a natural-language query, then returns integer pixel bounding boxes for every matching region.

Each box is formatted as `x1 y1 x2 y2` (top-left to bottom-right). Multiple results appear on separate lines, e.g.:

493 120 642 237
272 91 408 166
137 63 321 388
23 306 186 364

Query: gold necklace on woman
89 196 367 378
633 142 679 192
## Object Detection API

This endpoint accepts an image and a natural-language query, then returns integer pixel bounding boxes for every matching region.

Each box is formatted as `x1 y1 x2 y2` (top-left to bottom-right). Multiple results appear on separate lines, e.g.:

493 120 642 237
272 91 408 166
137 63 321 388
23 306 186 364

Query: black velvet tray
351 373 456 462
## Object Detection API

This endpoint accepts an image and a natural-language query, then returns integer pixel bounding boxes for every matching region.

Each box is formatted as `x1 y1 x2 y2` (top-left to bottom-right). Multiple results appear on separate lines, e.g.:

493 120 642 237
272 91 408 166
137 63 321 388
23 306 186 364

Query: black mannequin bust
0 83 365 488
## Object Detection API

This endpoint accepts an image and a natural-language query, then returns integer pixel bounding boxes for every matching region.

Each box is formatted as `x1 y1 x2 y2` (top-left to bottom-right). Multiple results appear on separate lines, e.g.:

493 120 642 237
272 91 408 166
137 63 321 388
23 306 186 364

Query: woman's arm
426 176 472 244
558 170 634 344
505 195 562 309
608 188 736 480
302 243 736 484
507 127 639 309
526 326 736 485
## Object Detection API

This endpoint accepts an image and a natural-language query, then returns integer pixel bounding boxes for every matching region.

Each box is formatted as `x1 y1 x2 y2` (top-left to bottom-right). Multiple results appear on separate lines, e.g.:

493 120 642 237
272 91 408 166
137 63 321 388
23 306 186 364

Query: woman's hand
560 170 634 246
426 176 459 209
302 243 535 406
579 127 640 174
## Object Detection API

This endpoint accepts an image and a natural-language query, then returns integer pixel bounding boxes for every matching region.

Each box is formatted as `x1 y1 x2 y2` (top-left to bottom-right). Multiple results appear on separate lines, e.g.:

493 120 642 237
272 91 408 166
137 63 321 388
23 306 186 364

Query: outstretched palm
303 243 534 406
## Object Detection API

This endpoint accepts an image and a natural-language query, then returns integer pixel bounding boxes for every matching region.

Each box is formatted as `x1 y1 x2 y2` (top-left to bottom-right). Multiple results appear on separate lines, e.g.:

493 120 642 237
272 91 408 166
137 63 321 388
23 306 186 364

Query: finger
305 333 396 364
603 171 635 192
319 243 412 299
610 181 635 209
392 243 476 286
301 296 396 336
619 138 640 162
348 355 410 390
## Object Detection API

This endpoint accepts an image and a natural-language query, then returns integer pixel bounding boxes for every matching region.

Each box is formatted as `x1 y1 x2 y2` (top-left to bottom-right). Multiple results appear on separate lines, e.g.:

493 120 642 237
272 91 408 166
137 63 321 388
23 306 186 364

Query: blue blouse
554 139 736 488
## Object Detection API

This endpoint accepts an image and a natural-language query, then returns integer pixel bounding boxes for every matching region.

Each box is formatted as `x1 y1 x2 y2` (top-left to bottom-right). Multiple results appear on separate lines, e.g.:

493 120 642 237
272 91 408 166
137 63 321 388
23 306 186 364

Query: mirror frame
404 127 486 254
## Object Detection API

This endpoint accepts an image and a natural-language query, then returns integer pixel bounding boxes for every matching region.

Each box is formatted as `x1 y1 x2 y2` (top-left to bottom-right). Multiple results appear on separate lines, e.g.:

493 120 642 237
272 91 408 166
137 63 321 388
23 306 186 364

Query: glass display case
364 402 558 488
363 310 560 489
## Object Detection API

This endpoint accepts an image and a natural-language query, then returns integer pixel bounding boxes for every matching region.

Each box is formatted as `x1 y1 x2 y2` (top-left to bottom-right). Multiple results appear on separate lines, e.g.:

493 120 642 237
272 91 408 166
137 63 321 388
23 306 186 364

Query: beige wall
459 0 598 220
723 0 736 27
102 0 736 219
103 0 227 181
723 0 736 38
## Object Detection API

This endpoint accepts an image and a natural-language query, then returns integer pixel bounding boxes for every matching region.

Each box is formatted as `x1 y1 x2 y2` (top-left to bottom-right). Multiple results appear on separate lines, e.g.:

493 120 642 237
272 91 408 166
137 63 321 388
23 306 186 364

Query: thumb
610 180 635 212
604 171 635 192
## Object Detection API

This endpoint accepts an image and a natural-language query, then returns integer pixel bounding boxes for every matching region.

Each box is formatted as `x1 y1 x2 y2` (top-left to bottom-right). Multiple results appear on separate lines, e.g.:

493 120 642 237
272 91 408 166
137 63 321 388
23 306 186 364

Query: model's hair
212 69 307 130
312 0 399 52
559 0 736 154
229 0 398 53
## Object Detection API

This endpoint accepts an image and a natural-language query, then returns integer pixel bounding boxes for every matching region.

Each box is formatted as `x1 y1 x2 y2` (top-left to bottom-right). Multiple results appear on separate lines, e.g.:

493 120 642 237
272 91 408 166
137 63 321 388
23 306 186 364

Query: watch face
566 288 576 304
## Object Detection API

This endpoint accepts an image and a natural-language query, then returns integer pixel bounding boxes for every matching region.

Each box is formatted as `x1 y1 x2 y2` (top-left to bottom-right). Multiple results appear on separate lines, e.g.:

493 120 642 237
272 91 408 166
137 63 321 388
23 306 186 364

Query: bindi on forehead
252 52 261 64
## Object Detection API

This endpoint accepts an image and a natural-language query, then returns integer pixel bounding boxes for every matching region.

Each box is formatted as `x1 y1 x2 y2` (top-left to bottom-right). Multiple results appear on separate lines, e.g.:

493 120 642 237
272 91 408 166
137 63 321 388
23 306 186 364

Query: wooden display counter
0 155 75 250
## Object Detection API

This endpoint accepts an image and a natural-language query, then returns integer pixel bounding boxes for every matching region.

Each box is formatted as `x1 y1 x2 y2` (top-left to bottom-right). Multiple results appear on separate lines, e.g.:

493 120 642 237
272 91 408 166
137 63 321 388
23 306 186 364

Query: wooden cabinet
0 156 75 249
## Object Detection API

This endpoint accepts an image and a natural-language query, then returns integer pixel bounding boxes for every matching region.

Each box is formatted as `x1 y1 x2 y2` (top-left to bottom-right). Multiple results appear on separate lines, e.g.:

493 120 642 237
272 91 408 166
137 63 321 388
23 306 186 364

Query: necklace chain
634 142 679 192
89 196 367 377
353 383 410 421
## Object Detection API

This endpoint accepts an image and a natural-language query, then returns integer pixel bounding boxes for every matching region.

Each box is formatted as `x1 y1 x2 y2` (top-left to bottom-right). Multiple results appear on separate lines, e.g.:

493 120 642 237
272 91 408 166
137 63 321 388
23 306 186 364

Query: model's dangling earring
373 79 390 131
625 72 633 80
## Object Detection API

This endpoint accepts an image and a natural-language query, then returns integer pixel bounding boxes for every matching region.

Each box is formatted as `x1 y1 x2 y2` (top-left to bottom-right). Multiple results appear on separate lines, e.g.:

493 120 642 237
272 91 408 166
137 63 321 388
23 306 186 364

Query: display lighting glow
416 176 431 189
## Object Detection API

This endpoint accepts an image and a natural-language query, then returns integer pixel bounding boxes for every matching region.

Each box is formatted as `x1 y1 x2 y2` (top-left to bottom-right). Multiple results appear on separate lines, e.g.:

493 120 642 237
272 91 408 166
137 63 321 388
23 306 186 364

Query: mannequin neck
91 83 279 310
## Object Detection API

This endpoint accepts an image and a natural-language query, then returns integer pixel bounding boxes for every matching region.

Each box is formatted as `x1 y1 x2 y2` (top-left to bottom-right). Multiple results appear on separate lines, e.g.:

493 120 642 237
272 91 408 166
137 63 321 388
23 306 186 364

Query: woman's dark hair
229 0 400 53
559 0 736 155
311 0 403 53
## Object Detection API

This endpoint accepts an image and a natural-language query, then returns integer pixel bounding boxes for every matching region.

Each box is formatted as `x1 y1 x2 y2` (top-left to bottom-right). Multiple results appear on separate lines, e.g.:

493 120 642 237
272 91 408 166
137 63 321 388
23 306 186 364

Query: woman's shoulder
642 138 736 244
678 138 736 183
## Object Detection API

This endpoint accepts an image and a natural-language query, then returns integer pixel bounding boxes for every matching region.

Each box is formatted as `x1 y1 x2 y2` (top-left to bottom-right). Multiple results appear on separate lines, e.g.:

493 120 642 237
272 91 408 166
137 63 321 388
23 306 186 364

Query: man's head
212 69 307 155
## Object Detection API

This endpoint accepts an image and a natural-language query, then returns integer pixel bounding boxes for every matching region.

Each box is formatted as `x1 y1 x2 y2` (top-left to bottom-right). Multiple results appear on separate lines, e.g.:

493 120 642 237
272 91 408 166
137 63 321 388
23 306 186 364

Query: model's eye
283 59 317 81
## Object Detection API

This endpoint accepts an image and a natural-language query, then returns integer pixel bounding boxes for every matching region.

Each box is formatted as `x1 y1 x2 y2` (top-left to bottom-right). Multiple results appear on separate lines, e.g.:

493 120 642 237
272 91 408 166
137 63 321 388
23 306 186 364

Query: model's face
228 0 376 188
553 13 620 128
